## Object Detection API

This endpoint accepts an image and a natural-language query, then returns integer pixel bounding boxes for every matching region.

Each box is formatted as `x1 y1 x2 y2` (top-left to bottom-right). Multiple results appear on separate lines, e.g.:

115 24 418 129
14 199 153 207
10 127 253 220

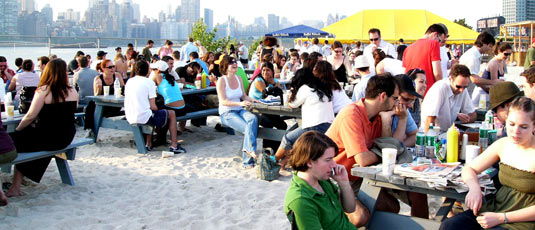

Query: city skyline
33 0 501 29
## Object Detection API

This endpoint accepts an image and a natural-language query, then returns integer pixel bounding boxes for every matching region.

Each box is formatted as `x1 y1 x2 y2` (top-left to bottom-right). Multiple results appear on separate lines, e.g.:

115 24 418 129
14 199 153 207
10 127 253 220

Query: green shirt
524 47 535 70
142 47 152 59
284 173 356 230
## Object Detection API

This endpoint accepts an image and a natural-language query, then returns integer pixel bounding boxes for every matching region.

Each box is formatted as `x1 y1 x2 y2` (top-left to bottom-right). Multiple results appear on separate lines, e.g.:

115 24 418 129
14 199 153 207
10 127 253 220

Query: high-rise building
280 17 292 29
160 21 189 40
503 0 535 25
0 0 18 35
41 4 53 24
159 11 166 23
267 14 279 32
204 8 213 30
17 0 35 15
180 0 200 23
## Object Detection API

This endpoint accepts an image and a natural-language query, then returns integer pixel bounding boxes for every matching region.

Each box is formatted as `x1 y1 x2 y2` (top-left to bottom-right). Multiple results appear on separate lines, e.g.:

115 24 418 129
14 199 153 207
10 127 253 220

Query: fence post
97 37 101 50
134 39 137 51
48 36 51 56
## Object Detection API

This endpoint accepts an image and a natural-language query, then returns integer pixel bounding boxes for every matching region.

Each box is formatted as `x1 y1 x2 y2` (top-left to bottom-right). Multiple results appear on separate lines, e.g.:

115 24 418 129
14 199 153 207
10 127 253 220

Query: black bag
18 86 37 114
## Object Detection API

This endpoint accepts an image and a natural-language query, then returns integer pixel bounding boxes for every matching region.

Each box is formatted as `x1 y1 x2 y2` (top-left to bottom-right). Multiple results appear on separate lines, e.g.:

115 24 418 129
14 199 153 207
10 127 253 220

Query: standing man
396 38 407 61
524 38 535 70
420 64 476 132
180 37 199 62
142 40 154 60
322 40 331 57
402 24 446 93
309 38 321 53
459 31 499 91
363 28 397 74
238 41 249 69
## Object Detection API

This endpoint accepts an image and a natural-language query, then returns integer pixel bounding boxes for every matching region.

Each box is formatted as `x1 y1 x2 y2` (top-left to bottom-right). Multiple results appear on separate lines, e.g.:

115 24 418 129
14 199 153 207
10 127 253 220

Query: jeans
221 109 258 166
440 210 509 230
280 122 331 150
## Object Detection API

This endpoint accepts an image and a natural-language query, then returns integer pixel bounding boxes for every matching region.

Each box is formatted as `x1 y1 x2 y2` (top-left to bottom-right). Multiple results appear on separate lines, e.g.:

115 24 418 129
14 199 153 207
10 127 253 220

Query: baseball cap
489 82 523 111
115 47 121 51
97 51 107 58
150 60 169 71
354 55 370 69
394 74 422 98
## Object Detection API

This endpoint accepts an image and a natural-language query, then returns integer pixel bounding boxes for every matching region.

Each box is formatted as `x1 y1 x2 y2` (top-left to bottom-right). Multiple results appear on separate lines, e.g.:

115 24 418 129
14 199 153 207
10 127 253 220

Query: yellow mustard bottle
447 123 459 163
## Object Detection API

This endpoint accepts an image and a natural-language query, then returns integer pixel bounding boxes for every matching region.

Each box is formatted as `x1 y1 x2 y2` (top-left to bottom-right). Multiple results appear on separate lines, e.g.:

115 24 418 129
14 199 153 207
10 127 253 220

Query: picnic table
87 87 217 153
1 111 23 133
246 103 301 142
351 166 467 229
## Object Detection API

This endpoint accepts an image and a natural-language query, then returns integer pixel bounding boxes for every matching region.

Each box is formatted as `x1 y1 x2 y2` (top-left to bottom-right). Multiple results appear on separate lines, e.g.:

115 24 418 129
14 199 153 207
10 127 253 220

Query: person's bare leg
346 199 370 227
6 168 23 197
275 147 288 167
146 134 152 148
409 192 429 218
167 110 178 148
179 121 186 133
375 190 401 213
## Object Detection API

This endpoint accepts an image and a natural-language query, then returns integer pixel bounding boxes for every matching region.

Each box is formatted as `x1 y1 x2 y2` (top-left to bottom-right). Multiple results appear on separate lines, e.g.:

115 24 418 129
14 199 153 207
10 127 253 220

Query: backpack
18 86 37 114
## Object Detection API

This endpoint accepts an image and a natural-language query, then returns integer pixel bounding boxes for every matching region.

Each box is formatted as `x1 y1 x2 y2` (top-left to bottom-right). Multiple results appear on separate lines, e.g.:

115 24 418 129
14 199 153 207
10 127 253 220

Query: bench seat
0 138 94 186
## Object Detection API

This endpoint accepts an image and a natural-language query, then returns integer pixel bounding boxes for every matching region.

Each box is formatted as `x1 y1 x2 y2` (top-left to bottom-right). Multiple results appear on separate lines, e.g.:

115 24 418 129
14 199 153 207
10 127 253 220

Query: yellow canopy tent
321 9 480 44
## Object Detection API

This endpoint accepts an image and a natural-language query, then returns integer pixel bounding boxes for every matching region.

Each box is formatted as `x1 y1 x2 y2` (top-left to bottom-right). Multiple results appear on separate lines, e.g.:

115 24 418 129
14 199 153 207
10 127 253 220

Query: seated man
189 51 209 75
124 60 184 153
352 56 373 102
520 67 535 101
285 131 364 229
421 64 476 132
489 81 524 139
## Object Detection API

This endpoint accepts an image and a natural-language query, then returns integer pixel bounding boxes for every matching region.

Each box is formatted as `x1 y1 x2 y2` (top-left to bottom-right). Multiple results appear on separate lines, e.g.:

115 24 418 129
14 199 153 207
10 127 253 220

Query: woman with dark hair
373 49 405 75
284 131 365 229
314 61 351 114
158 40 174 58
8 59 39 108
407 68 427 127
327 41 353 84
275 68 334 170
261 36 279 62
6 59 78 197
216 56 259 169
440 97 535 230
472 42 512 107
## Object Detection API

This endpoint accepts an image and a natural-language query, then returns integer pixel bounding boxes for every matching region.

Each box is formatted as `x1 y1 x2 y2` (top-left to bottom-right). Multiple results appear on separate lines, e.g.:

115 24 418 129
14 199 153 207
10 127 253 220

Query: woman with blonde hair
114 53 128 80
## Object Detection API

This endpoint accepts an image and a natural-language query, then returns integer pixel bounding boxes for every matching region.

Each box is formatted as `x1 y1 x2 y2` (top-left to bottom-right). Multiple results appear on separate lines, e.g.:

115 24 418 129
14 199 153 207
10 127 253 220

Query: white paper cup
194 80 201 89
6 105 14 120
103 86 110 96
382 148 397 176
283 92 289 107
162 151 174 158
114 87 121 98
465 145 480 164
178 83 184 89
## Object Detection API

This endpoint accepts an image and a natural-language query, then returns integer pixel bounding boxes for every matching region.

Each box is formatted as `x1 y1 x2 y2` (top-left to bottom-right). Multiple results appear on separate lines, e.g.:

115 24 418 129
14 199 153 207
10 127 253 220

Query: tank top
160 47 172 57
260 48 274 59
334 60 348 83
218 75 243 115
15 71 40 102
99 74 116 95
157 79 184 109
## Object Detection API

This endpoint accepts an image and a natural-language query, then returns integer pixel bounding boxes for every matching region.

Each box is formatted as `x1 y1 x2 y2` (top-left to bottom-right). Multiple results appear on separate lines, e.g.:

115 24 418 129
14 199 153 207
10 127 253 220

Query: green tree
190 19 231 53
248 37 263 60
453 18 473 30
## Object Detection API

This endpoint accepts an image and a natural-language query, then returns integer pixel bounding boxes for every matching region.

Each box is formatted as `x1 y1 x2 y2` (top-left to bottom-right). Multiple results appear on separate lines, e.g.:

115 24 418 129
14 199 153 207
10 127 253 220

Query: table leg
357 178 383 217
93 103 104 142
434 197 456 222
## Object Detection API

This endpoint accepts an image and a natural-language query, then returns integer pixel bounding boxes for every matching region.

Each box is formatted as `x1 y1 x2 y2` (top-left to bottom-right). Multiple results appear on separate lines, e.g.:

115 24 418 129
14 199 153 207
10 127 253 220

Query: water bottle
425 124 437 158
415 129 425 158
113 77 121 97
479 123 488 153
485 110 494 129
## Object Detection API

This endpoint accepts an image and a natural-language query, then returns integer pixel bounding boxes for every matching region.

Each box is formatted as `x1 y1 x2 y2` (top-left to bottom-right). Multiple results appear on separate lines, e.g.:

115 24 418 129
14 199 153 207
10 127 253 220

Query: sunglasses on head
369 38 380 42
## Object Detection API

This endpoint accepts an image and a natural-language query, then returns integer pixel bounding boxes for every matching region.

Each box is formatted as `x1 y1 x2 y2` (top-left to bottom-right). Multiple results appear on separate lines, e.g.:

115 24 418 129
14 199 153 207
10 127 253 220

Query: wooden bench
0 138 94 186
97 108 220 154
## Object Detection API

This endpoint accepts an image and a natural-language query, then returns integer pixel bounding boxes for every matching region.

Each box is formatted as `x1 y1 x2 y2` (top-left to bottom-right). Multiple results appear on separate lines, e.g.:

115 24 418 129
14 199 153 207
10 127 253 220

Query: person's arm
93 76 102 96
3 69 13 82
462 138 503 216
379 110 395 137
332 164 356 213
7 76 16 91
344 56 355 77
16 87 46 131
431 60 443 81
471 75 503 90
404 130 417 147
488 61 499 81
148 98 157 111
423 116 436 133
253 78 266 95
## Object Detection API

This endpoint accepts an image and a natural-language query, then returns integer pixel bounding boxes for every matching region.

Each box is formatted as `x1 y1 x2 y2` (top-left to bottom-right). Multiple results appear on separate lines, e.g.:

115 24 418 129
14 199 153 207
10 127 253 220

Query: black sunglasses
229 59 237 64
106 65 115 69
369 38 380 42
455 85 468 89
504 53 512 56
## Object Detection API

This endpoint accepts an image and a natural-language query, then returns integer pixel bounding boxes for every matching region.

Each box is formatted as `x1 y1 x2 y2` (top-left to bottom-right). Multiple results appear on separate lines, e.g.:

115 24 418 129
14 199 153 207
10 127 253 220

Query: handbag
256 148 281 181
18 86 37 114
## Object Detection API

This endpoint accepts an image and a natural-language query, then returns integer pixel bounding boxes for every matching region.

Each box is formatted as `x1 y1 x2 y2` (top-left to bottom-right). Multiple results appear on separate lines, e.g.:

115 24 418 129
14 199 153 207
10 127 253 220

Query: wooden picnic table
351 166 467 229
1 111 24 133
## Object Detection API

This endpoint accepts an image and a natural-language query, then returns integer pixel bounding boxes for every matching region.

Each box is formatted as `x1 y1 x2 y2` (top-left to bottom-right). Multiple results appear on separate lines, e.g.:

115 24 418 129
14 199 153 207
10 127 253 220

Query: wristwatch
503 212 509 224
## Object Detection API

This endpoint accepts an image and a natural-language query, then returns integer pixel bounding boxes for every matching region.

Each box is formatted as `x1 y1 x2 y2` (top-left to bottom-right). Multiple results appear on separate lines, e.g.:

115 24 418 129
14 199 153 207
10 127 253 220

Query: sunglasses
229 59 237 64
400 95 415 104
106 65 115 69
369 38 380 42
334 50 343 53
504 53 512 56
455 85 468 89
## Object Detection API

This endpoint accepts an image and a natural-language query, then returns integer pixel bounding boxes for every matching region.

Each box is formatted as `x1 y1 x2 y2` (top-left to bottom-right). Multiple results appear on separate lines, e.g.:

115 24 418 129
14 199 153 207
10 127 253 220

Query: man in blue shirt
180 37 199 62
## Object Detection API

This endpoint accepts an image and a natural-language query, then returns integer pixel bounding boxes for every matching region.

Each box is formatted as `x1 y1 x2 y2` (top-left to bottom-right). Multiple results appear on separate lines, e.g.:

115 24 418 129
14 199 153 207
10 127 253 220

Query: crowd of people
0 25 535 229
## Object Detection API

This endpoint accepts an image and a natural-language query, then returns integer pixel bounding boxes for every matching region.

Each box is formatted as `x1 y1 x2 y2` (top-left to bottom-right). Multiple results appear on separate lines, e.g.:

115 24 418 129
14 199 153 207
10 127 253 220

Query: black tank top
334 61 348 83
99 74 116 95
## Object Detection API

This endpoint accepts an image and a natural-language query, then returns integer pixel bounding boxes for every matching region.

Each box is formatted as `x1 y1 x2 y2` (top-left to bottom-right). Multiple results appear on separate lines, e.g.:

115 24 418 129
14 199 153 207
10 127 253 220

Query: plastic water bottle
485 110 494 129
415 129 425 158
425 124 437 158
113 77 121 97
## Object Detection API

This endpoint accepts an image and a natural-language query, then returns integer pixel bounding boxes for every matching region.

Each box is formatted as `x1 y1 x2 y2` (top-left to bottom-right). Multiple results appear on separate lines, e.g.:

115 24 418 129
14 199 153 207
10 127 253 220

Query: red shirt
402 38 441 95
325 99 382 181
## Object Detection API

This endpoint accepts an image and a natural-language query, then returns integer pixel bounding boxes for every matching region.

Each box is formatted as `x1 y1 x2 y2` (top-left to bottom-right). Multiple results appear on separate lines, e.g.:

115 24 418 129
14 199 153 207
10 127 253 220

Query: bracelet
504 212 508 224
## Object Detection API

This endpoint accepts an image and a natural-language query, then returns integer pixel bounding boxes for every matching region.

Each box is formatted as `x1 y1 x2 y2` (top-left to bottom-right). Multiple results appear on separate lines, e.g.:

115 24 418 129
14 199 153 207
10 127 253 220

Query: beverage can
415 132 425 157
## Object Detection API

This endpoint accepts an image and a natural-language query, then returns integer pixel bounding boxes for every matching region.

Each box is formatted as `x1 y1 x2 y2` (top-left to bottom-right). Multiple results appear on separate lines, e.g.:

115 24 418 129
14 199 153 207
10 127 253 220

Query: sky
37 0 503 29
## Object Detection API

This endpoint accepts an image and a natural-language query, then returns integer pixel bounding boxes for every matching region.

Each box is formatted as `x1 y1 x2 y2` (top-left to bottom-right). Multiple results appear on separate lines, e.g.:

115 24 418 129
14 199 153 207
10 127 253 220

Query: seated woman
440 96 535 230
216 56 259 169
0 112 17 205
8 59 40 108
275 68 334 170
313 60 352 115
472 42 511 107
373 49 405 76
284 131 367 229
407 68 427 127
248 62 287 150
6 59 78 197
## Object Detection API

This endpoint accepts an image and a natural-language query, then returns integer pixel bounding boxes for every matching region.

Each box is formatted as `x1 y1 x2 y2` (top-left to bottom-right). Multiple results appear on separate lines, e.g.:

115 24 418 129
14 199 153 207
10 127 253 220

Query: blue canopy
265 25 334 38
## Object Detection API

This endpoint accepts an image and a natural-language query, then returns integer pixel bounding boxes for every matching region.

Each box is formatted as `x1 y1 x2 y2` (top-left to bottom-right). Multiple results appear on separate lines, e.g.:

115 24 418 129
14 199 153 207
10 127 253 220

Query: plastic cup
178 83 184 89
465 145 480 164
194 80 201 89
382 148 397 176
114 87 122 98
103 86 110 96
162 151 174 158
6 105 14 120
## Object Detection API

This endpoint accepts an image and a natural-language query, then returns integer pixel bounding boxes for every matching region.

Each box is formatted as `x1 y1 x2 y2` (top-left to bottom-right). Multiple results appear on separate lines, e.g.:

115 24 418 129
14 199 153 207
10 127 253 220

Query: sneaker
170 145 187 154
145 145 153 151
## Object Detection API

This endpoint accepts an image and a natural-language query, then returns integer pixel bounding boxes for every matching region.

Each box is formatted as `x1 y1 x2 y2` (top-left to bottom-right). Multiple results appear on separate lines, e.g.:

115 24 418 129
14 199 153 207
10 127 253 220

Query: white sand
0 117 442 229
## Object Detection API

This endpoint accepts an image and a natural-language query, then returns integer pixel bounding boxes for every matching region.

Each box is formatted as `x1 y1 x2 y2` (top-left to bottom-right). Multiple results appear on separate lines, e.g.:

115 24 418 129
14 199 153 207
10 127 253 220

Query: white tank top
218 74 243 115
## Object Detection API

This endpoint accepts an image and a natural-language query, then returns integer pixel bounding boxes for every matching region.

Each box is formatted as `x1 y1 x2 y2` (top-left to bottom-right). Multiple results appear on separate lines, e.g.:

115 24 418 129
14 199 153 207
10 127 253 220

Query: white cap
354 55 370 69
150 60 169 71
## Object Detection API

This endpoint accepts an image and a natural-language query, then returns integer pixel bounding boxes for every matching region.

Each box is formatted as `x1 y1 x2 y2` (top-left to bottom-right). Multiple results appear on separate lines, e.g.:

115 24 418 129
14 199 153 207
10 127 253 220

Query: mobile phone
331 168 335 177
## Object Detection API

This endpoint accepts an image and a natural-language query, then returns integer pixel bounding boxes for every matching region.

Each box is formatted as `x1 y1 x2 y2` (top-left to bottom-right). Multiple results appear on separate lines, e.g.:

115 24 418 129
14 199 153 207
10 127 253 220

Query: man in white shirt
420 64 476 132
363 28 397 75
438 23 458 79
459 31 500 91
309 38 322 53
322 40 332 57
295 40 303 54
238 41 249 69
124 60 185 153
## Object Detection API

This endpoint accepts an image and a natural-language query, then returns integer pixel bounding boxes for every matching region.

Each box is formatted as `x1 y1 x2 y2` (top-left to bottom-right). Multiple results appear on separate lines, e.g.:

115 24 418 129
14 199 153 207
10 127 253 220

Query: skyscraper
41 4 53 24
268 14 279 32
181 0 200 23
503 0 535 24
20 0 34 14
0 0 18 34
204 8 213 30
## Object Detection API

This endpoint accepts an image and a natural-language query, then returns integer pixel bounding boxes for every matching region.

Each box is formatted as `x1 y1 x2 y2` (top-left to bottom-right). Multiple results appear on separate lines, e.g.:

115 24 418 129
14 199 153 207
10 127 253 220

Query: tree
190 19 231 53
453 18 473 30
248 37 263 60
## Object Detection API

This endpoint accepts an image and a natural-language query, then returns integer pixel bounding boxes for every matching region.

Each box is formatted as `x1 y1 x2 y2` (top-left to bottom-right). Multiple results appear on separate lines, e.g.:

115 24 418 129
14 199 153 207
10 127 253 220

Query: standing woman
216 56 259 169
261 36 279 63
327 41 353 84
440 97 535 230
114 53 128 81
158 40 174 58
6 59 78 197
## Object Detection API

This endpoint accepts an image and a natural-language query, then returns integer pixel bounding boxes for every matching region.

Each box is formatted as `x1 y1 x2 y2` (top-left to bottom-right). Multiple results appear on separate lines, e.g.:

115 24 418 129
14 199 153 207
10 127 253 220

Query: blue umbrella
265 25 334 38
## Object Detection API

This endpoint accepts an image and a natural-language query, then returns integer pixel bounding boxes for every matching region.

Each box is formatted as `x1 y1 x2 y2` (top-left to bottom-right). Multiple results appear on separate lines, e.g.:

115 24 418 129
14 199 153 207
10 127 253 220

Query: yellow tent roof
322 9 480 44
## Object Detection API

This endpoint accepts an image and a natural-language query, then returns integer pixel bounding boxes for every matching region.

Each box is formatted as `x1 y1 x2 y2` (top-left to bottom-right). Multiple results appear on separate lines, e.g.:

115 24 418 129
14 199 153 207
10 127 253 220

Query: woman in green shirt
284 131 368 229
